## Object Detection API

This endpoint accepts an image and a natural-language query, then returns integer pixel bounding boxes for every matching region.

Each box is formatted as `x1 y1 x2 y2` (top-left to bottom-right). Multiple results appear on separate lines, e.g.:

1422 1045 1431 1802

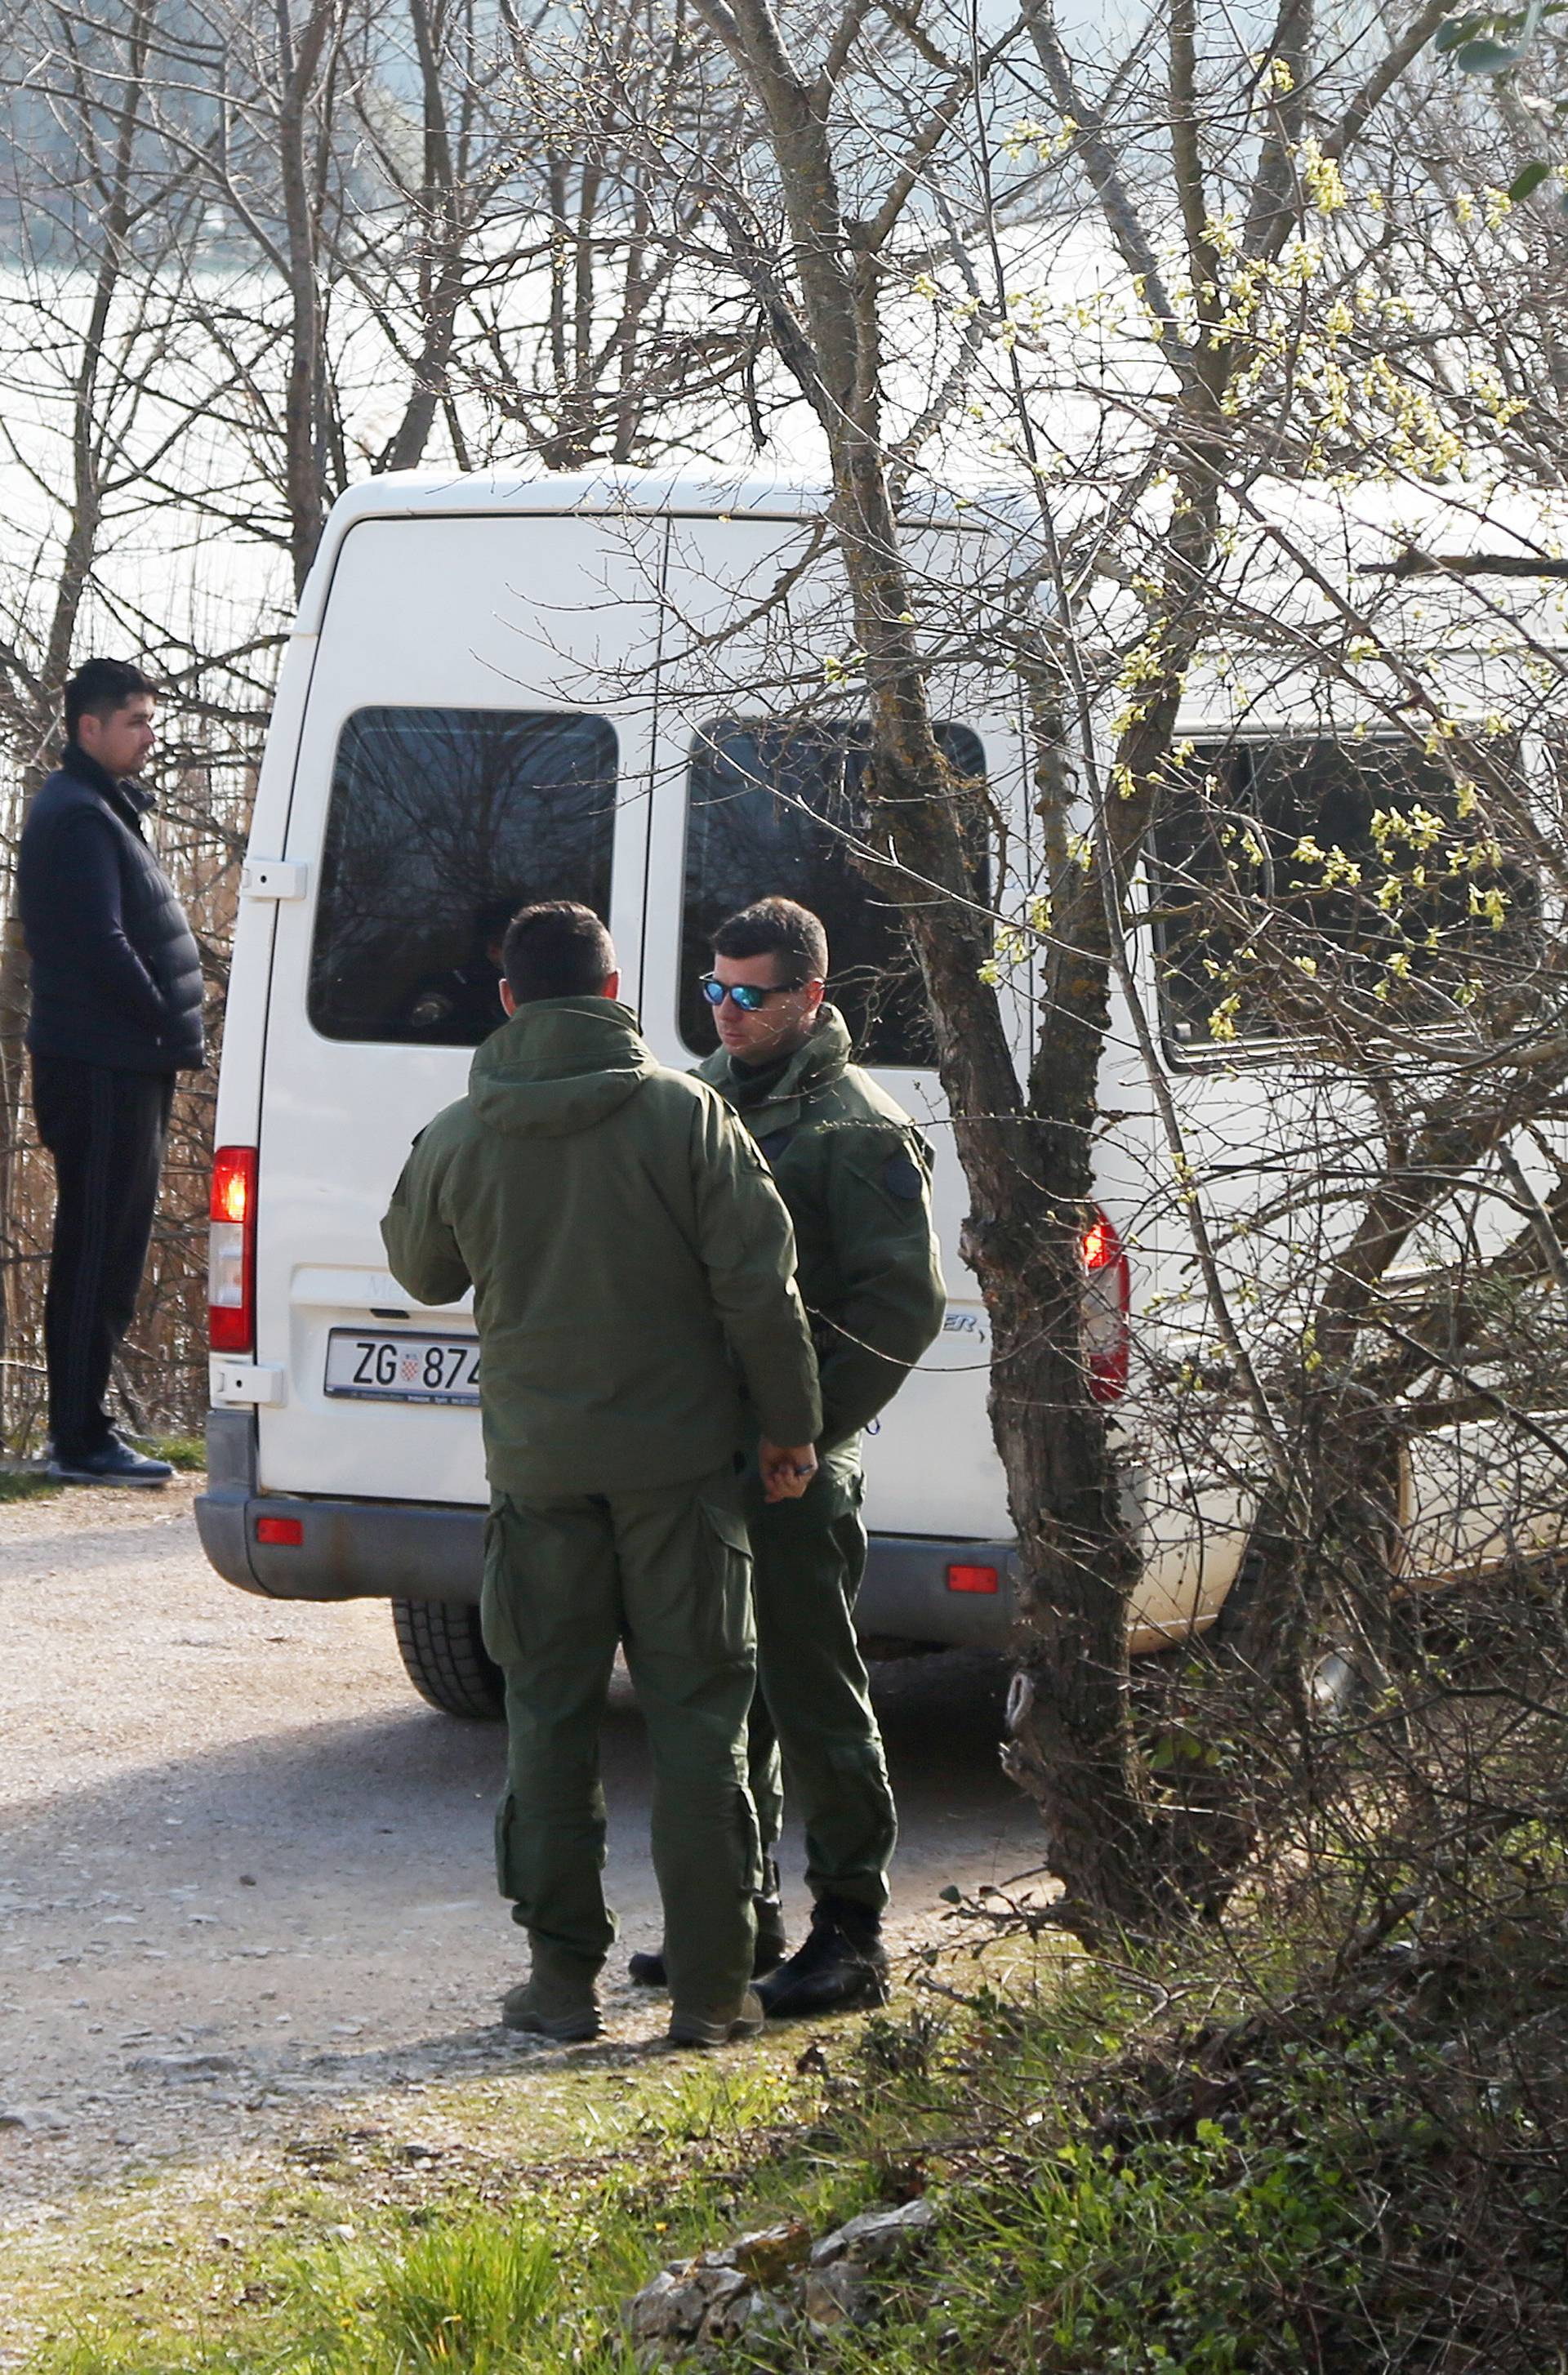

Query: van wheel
392 1599 506 1720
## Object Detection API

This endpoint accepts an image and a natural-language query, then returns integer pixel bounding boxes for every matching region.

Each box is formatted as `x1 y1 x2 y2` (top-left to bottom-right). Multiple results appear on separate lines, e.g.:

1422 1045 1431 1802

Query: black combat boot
755 1893 889 2018
629 1861 787 1989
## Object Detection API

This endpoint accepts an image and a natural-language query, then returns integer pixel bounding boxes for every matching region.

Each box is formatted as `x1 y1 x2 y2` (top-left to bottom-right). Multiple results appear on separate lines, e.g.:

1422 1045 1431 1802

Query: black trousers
32 1055 174 1459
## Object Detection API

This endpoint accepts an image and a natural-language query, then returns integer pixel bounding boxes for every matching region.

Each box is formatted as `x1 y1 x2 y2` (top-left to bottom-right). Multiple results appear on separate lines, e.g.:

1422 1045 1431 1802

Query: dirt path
0 1482 1039 2221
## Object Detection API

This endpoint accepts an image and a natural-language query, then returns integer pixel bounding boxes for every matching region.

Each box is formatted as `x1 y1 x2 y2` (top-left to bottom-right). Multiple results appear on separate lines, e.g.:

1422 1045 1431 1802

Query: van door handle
211 1361 287 1406
241 859 307 901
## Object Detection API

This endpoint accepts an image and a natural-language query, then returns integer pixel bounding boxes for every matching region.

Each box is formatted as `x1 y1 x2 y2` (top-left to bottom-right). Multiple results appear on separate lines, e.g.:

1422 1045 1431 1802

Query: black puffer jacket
18 745 205 1074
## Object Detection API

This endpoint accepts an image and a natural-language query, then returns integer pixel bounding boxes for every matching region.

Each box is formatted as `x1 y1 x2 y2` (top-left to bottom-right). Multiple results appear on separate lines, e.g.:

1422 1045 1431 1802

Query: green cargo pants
745 1463 897 1915
480 1467 762 2017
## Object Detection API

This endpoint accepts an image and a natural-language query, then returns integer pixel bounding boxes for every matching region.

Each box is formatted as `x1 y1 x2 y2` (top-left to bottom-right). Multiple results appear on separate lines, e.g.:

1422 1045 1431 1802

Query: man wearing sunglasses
630 897 945 2016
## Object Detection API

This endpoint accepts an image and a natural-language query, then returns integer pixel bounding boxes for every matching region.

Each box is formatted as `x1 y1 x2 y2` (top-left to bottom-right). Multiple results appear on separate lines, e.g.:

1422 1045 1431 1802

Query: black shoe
755 1896 889 2019
629 1870 789 1990
47 1434 172 1487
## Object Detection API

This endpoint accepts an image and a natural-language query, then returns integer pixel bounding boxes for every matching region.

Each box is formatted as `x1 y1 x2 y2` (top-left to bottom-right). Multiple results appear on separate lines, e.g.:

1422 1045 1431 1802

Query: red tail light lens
209 1146 257 1353
1081 1208 1130 1404
947 1562 1000 1594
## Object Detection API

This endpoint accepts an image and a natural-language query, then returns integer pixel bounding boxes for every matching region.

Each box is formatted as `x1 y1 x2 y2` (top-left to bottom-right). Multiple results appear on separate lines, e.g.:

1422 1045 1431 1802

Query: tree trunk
275 1 336 595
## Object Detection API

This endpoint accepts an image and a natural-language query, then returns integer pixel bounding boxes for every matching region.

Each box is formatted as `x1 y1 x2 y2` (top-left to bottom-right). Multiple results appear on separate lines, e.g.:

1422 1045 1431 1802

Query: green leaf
1456 33 1525 66
1509 159 1552 198
938 1883 962 1904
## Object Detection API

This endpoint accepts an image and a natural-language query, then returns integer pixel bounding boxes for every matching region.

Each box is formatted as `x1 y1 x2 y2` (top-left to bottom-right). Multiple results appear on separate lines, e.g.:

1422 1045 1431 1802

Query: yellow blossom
1298 140 1347 214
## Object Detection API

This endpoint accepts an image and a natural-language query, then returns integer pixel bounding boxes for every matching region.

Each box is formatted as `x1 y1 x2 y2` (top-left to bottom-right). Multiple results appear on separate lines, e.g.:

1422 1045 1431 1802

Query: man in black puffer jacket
18 658 205 1484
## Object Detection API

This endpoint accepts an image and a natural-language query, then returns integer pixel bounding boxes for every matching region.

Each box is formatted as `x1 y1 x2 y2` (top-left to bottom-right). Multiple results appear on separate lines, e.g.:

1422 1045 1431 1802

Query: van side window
308 708 617 1045
681 719 987 1066
1149 737 1536 1053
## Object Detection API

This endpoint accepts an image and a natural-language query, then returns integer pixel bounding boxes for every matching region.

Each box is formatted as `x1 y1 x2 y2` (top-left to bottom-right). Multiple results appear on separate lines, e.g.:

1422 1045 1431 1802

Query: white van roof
293 469 828 631
296 463 1568 649
292 466 1027 632
319 465 837 527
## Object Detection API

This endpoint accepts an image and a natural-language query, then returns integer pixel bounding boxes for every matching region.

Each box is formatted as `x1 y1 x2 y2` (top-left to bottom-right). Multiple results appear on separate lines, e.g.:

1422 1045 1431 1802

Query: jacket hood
469 997 657 1137
701 1003 852 1110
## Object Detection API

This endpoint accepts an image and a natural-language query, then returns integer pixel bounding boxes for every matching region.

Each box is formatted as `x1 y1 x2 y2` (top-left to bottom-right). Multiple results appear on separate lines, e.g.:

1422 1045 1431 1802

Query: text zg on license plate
323 1329 480 1405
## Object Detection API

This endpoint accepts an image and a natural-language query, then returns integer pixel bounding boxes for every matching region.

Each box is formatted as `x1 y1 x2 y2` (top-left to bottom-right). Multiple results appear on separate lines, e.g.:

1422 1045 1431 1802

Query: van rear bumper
196 1408 1018 1652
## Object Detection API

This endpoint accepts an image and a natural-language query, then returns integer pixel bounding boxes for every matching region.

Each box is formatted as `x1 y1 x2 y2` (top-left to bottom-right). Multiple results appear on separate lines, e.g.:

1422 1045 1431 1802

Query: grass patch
0 1464 64 1502
142 1435 205 1473
8 2042 858 2375
216 2217 564 2375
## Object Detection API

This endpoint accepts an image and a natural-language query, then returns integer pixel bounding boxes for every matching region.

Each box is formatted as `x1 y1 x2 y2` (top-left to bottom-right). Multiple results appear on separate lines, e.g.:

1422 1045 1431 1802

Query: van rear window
308 708 617 1045
681 719 987 1067
1149 737 1536 1053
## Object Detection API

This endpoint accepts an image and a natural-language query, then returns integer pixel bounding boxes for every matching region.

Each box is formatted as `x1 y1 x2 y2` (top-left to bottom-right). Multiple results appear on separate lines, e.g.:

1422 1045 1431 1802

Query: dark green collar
702 1003 852 1114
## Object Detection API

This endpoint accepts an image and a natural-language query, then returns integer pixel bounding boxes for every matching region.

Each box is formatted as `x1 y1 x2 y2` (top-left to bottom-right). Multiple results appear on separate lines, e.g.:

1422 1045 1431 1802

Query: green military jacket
382 997 822 1499
697 1005 946 1477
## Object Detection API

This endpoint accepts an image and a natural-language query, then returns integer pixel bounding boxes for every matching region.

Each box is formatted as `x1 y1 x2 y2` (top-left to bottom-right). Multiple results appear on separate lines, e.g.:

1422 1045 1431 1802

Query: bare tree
597 0 1568 1932
0 0 242 1442
456 0 764 469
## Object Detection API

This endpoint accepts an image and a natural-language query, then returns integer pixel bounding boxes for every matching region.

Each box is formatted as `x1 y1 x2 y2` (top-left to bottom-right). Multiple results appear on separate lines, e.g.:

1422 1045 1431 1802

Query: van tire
392 1599 506 1720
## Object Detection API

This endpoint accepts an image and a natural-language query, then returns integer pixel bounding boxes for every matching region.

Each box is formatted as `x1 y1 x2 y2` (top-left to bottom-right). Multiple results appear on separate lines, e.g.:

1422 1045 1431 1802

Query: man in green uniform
629 898 946 2016
382 901 822 2050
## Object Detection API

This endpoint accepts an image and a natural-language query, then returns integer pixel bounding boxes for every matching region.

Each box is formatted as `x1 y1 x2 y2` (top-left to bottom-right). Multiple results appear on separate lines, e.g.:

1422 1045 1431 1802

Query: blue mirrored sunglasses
699 974 806 1013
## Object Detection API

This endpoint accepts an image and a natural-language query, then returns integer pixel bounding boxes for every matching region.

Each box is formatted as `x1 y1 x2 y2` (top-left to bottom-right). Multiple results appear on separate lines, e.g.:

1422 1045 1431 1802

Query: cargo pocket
493 1789 528 1914
479 1499 523 1672
697 1493 755 1665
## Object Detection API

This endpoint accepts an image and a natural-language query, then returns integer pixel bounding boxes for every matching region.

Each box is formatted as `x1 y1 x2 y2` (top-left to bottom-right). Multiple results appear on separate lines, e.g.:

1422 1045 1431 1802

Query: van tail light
1081 1208 1130 1405
209 1146 257 1353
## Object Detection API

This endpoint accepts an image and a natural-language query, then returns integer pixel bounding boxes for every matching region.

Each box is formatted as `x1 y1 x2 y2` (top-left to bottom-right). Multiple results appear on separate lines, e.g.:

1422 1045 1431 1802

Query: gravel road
0 1481 1040 2220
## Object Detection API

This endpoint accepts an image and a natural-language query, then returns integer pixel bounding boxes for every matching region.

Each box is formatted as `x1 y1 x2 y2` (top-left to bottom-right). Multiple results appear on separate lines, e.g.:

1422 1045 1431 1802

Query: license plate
323 1329 481 1406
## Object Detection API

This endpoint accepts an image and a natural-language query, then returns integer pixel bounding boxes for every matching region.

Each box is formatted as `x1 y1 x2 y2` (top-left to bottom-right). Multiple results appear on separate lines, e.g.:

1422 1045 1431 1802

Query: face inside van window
1151 737 1537 1054
680 719 987 1066
308 708 617 1045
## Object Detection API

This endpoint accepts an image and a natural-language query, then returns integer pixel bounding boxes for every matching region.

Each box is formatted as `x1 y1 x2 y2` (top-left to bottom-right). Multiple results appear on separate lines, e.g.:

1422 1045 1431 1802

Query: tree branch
1021 0 1179 337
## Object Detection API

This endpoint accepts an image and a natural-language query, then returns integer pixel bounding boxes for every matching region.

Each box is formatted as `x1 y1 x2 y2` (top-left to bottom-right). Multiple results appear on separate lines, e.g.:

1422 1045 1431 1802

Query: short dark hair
710 897 827 983
64 658 157 740
501 901 616 1003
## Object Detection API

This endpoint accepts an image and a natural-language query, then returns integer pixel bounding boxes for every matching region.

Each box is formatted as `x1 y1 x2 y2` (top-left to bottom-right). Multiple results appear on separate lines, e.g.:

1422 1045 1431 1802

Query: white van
194 469 1549 1713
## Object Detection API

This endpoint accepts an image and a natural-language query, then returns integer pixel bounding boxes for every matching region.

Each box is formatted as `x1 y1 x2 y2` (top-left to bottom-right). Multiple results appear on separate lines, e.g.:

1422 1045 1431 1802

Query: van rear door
635 511 1036 1543
251 507 666 1503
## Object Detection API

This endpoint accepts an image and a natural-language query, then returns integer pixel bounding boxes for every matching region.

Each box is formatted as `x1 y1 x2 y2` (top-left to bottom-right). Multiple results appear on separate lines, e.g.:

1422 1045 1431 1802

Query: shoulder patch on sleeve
881 1151 925 1201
